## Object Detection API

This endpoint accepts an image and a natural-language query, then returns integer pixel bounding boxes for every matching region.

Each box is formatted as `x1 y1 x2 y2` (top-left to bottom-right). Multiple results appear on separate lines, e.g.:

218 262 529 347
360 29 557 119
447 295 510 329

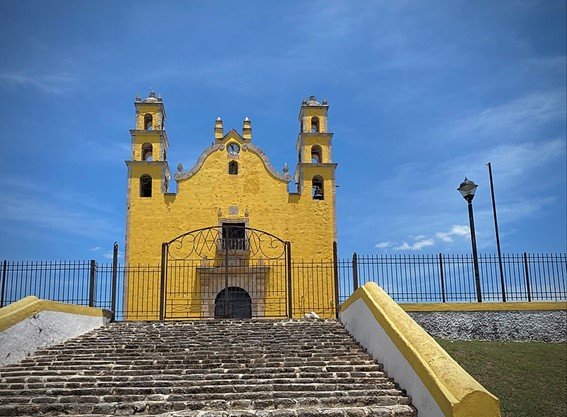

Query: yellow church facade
124 92 338 320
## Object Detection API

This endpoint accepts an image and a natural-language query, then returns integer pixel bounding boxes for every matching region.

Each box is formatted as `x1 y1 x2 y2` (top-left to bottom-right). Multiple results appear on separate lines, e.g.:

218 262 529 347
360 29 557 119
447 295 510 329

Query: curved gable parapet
174 143 292 183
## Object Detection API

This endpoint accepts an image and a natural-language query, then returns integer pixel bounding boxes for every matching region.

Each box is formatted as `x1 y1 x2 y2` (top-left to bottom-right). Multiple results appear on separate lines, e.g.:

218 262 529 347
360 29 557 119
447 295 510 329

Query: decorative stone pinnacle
177 163 183 172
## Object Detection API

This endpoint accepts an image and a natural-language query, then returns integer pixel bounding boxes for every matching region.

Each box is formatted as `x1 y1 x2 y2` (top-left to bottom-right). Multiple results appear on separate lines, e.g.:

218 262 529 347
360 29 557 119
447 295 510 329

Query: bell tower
125 91 172 263
295 96 337 200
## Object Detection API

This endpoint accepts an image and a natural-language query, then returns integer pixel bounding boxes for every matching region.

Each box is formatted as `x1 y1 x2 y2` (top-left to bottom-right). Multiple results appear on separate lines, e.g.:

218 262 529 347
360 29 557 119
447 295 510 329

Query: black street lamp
458 178 482 302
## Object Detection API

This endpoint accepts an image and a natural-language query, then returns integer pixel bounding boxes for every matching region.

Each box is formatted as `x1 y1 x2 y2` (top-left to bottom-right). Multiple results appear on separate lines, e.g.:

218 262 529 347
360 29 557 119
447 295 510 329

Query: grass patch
437 338 566 417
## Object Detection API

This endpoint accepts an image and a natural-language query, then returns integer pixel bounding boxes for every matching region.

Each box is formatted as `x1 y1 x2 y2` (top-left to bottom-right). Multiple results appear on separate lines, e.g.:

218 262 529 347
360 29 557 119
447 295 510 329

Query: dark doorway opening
214 287 252 319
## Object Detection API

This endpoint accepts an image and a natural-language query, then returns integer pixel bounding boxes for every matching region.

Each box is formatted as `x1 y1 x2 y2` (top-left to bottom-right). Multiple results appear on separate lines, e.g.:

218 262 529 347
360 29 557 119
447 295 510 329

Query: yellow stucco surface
125 95 337 319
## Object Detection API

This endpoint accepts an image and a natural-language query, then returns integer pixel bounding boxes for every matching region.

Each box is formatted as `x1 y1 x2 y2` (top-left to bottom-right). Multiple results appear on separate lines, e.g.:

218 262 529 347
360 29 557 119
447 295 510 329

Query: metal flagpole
487 162 506 302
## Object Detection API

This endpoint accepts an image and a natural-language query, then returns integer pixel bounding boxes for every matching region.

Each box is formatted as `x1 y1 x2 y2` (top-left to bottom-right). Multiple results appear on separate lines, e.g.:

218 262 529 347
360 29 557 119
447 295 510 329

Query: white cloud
375 241 391 249
436 225 470 243
91 246 102 251
446 91 565 141
0 195 116 239
0 71 77 95
450 225 470 236
0 177 120 240
394 238 435 251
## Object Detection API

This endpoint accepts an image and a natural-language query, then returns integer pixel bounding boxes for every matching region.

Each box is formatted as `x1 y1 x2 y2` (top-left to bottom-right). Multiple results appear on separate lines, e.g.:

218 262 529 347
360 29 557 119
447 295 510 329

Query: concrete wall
409 310 567 342
0 297 111 367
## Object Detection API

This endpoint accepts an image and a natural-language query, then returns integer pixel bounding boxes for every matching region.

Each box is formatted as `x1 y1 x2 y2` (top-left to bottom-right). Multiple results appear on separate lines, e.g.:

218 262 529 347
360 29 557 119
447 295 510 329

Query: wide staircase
0 319 415 416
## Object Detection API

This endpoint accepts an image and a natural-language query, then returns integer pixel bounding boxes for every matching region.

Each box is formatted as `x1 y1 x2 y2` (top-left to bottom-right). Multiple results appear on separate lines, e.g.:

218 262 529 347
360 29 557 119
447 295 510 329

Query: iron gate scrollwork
159 226 291 320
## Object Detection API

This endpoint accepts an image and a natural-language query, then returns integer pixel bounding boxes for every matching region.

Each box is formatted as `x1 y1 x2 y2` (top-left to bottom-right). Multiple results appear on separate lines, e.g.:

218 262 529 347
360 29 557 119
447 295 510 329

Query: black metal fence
1 251 566 320
337 253 567 304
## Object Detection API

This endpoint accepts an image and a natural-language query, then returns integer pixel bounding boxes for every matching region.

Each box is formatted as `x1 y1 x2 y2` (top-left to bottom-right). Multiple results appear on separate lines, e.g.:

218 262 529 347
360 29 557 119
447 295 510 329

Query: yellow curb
0 296 112 332
342 283 500 417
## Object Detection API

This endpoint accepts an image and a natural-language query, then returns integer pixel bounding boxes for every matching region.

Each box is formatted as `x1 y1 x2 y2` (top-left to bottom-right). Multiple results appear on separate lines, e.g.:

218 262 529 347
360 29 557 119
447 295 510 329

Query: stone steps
0 319 415 416
0 404 416 417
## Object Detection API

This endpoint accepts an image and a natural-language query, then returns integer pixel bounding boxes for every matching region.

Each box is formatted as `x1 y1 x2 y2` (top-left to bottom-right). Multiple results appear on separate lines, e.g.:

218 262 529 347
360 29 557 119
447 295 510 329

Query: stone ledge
400 301 566 312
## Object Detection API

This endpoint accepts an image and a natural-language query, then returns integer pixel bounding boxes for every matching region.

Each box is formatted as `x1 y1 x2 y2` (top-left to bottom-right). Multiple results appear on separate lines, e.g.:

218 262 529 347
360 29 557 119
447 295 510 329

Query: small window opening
310 117 320 133
144 114 153 130
163 149 167 161
222 222 246 250
140 174 152 197
312 176 324 200
311 145 322 164
229 161 238 175
142 143 153 161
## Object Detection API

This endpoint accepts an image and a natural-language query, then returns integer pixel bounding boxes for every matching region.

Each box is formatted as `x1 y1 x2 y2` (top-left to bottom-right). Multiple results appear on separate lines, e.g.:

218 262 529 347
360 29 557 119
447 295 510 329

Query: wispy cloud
0 176 119 240
0 70 77 95
394 238 435 251
375 241 391 249
0 195 116 239
436 225 470 243
445 91 565 141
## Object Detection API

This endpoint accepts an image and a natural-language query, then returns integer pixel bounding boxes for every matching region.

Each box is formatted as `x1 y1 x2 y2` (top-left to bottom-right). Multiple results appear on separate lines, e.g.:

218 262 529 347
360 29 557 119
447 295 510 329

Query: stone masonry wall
409 310 567 342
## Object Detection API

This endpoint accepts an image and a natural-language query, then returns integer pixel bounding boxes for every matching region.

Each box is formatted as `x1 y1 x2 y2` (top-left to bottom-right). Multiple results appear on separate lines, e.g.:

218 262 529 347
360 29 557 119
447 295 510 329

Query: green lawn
437 338 567 417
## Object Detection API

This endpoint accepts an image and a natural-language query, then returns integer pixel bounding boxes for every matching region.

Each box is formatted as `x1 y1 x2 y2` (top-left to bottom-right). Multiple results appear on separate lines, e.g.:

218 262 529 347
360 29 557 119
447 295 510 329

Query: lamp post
458 178 482 302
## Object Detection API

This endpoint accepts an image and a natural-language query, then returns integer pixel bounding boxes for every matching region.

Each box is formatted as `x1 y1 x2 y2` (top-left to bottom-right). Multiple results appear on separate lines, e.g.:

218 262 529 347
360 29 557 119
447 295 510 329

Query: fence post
110 243 118 321
438 253 446 303
159 243 167 321
88 260 96 307
352 253 359 291
523 252 532 302
286 242 293 319
0 260 7 308
333 241 340 318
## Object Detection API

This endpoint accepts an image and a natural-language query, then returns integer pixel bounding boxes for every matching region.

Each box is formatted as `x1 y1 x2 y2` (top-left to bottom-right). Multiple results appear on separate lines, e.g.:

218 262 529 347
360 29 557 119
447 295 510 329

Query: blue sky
0 0 565 262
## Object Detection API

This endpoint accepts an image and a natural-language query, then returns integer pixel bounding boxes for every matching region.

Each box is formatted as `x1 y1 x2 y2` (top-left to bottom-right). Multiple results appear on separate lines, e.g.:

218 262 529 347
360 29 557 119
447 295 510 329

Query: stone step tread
5 364 379 373
0 365 385 376
14 353 375 366
0 401 415 416
0 393 410 406
155 406 416 417
0 376 392 387
0 404 415 417
54 342 360 346
0 384 399 397
27 351 366 358
0 371 386 383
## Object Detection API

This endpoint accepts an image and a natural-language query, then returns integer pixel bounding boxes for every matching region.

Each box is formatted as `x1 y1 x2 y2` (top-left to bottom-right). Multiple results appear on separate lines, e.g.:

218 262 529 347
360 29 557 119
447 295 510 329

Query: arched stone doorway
214 287 252 319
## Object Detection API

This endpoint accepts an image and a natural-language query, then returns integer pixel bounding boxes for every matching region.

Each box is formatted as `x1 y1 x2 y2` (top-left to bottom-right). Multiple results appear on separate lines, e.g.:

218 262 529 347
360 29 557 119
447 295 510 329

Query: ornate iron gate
159 226 291 320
